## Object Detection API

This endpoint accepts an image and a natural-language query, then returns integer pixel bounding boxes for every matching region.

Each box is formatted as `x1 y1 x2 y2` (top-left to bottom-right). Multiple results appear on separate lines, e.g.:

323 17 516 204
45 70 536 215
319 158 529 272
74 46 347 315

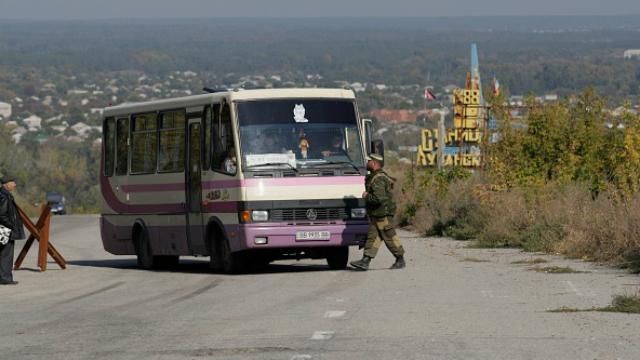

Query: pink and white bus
100 88 372 273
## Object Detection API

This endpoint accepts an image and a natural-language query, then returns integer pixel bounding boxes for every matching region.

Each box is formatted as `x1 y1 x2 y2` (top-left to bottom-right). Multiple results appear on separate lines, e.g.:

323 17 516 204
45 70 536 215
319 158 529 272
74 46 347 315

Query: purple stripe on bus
112 176 365 194
101 175 240 214
202 179 242 189
121 183 184 192
100 175 128 213
101 173 364 215
203 202 238 213
101 175 184 214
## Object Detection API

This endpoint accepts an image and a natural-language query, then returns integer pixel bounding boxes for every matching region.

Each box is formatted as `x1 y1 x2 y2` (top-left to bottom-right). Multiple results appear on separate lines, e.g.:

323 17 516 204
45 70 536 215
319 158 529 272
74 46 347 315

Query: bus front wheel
221 239 247 274
326 247 349 270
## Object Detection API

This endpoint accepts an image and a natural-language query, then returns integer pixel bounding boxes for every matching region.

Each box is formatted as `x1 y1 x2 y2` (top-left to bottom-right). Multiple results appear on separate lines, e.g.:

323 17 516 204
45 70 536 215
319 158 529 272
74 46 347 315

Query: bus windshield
236 99 364 170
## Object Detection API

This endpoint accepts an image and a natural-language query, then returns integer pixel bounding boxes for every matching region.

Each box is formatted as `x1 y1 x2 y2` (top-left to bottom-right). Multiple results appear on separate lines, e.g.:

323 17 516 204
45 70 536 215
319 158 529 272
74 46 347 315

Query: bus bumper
238 221 369 250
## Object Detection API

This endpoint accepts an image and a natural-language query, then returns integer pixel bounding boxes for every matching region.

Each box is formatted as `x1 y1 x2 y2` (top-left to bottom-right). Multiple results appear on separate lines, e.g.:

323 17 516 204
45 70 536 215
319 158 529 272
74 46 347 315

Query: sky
0 0 638 19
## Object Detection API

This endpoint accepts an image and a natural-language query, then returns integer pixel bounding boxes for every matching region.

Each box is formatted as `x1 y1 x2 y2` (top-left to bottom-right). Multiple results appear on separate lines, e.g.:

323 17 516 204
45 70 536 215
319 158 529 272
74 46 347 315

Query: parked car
46 192 66 215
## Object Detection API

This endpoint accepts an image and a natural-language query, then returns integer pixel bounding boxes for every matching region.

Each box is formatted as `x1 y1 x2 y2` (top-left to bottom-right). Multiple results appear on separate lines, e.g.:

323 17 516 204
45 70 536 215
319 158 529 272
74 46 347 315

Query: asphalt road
1 215 639 360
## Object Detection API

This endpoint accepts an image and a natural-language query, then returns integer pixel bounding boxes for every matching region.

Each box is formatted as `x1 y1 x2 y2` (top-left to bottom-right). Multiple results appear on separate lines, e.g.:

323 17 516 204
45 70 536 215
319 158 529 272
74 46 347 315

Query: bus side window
131 112 158 174
158 110 185 173
210 103 221 171
203 106 212 171
115 117 129 176
103 117 115 177
212 102 236 175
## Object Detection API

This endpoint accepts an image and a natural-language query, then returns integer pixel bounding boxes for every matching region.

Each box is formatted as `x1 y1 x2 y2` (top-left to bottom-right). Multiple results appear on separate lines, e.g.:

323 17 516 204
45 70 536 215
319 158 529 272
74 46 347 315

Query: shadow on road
68 259 141 269
67 259 340 275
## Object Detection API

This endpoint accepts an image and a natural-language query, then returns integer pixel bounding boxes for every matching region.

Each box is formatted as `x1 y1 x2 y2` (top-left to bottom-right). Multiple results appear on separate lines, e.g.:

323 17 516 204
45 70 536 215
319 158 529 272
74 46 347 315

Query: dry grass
511 258 548 265
460 257 491 263
548 291 640 314
529 266 588 274
392 165 640 272
555 193 640 271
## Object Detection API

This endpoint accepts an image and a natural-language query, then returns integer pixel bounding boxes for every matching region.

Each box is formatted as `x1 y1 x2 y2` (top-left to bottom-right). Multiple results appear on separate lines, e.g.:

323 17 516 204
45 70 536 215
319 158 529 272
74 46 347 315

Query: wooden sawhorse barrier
14 204 66 271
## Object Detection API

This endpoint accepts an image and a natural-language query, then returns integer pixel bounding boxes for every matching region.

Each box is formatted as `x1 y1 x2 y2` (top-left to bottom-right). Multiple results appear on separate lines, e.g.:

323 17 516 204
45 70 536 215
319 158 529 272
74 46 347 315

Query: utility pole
436 107 446 169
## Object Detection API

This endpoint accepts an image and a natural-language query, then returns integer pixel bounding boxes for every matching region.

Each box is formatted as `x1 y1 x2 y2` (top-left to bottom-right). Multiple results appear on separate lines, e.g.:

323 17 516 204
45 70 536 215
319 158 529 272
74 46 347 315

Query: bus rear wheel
326 247 349 270
135 231 155 270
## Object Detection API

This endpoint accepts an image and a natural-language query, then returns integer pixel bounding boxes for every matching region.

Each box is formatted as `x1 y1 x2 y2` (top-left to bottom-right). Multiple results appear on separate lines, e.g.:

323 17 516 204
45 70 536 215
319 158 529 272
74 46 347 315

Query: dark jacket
0 188 25 241
364 169 397 218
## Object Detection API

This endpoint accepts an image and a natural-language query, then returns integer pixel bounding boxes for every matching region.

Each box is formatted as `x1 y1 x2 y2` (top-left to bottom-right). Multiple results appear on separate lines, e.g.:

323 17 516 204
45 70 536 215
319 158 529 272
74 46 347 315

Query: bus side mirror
371 139 385 167
362 118 372 154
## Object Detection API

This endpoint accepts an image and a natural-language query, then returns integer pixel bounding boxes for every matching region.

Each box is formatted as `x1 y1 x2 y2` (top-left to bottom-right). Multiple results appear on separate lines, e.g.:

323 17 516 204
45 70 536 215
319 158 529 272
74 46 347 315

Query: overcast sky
0 0 638 19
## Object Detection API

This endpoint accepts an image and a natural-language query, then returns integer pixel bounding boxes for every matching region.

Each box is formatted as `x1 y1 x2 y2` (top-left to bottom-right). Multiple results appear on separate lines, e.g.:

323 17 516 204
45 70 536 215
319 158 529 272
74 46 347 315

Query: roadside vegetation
529 266 588 274
460 257 491 263
548 292 640 314
0 130 100 215
394 89 640 272
511 258 548 265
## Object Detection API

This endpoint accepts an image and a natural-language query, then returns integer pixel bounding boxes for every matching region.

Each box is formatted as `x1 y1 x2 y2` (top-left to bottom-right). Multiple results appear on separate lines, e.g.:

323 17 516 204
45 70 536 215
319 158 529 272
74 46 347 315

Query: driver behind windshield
247 131 286 154
321 134 348 158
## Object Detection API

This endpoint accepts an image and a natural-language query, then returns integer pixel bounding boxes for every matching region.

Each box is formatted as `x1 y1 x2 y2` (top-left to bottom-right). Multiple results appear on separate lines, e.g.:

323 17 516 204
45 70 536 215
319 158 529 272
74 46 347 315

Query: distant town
3 63 638 149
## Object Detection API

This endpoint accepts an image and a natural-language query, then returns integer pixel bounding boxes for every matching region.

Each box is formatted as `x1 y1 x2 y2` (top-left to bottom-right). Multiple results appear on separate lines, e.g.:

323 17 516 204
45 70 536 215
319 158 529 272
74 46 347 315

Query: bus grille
271 208 348 221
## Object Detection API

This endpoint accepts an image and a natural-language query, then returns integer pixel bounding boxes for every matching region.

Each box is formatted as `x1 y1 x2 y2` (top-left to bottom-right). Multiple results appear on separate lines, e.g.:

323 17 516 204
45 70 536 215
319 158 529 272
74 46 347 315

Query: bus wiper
246 162 298 172
315 161 361 172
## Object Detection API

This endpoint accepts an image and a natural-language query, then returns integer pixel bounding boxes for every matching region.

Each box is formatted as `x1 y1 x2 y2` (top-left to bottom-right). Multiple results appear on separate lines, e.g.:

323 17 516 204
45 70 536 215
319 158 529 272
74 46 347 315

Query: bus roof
103 88 356 117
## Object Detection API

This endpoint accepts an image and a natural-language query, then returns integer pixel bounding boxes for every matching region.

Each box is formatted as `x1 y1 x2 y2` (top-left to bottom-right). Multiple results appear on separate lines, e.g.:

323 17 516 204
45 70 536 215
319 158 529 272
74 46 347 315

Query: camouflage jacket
364 169 397 218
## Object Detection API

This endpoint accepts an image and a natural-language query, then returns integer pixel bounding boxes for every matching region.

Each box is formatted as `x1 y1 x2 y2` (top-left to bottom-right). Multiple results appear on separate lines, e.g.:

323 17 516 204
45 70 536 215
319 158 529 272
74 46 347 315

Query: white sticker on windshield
293 104 308 123
245 153 297 168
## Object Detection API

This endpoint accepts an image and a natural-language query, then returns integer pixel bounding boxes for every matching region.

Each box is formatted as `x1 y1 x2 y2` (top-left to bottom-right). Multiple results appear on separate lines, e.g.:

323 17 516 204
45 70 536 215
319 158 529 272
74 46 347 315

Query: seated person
321 135 348 157
223 147 237 173
260 133 283 153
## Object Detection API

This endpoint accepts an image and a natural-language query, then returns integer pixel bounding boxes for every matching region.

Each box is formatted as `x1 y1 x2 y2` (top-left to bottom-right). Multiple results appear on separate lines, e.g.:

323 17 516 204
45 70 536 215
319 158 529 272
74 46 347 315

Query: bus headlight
350 208 367 219
251 210 269 221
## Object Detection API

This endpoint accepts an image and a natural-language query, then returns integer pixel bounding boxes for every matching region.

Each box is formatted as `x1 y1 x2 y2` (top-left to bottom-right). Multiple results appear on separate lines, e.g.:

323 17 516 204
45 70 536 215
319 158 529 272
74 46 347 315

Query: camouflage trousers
363 216 405 259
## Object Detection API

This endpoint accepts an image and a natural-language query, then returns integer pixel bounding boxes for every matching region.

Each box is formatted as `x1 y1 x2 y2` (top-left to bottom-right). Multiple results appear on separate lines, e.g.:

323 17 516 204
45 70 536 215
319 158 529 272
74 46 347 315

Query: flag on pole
424 88 437 101
492 77 500 96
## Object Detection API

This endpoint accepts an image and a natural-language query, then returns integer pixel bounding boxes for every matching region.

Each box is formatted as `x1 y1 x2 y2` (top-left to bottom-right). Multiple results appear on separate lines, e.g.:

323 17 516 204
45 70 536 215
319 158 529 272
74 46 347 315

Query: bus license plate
296 231 331 241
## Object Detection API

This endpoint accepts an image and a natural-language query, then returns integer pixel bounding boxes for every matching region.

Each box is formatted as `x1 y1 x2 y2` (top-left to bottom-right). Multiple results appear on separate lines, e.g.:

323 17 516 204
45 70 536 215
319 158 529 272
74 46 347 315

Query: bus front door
186 119 205 254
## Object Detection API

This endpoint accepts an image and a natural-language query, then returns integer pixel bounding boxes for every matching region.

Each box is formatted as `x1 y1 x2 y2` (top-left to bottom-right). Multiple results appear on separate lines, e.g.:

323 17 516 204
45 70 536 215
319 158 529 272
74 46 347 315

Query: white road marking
311 331 335 340
325 297 348 303
290 355 312 360
324 310 346 318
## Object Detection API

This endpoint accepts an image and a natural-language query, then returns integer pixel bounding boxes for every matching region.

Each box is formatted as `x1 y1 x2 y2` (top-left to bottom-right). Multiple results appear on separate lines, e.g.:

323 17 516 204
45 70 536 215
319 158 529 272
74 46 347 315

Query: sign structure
453 89 483 130
414 43 487 168
416 128 482 167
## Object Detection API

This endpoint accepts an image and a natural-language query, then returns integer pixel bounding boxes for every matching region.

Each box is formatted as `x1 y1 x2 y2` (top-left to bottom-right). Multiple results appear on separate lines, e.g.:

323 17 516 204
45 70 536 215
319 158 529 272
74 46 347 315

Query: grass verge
548 293 640 314
511 258 548 265
530 266 589 274
460 257 491 263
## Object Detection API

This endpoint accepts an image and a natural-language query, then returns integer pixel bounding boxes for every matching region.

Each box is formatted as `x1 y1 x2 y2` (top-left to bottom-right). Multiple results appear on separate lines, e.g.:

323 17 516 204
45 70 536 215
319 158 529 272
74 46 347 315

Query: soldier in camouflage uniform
350 154 405 271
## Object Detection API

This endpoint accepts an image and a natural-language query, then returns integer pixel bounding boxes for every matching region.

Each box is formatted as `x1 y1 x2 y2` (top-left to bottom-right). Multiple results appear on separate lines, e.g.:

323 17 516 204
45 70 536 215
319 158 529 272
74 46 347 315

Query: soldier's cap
0 175 16 184
367 154 384 162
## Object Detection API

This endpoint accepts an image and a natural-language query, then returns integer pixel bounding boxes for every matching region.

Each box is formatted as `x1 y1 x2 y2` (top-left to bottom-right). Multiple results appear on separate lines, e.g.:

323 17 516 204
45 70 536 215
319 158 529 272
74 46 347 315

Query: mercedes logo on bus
306 208 318 221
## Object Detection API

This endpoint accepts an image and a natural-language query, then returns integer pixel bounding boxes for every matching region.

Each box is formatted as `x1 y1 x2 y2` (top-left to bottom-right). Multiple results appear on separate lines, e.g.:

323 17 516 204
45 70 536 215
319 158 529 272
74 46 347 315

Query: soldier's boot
350 256 371 271
390 256 405 270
